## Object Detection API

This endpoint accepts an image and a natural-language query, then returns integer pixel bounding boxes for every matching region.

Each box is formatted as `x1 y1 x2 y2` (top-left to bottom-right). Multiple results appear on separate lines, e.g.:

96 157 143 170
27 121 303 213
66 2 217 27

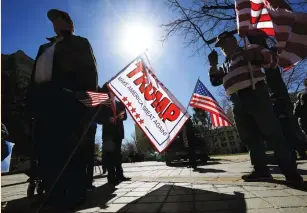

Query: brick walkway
2 156 307 213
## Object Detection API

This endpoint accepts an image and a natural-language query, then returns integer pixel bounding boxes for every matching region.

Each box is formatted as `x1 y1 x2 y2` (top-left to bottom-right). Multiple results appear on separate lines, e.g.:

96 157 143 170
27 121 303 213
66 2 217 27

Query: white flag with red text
108 56 190 153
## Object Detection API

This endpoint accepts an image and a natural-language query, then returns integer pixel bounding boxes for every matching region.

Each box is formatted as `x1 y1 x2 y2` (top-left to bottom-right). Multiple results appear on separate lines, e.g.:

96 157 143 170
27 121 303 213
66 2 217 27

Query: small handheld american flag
189 79 232 128
76 91 109 107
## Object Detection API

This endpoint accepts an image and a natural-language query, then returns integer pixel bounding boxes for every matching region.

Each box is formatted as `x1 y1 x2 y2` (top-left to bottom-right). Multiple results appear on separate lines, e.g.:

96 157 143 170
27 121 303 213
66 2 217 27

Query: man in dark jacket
98 83 129 184
26 9 97 208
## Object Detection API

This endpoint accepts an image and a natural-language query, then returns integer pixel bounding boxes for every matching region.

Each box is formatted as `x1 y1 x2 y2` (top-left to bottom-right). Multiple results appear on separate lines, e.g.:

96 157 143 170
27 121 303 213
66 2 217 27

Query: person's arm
243 44 279 69
78 38 98 92
25 45 43 118
208 50 226 87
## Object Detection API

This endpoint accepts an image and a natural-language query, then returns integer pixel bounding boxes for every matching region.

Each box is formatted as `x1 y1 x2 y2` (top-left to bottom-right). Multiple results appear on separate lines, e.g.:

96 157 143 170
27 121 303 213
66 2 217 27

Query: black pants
104 137 123 182
85 125 96 187
188 146 196 168
33 86 87 205
231 81 297 175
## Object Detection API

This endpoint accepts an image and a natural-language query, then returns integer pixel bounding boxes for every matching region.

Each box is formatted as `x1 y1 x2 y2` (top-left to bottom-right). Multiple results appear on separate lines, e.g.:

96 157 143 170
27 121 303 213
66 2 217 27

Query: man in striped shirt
208 31 303 186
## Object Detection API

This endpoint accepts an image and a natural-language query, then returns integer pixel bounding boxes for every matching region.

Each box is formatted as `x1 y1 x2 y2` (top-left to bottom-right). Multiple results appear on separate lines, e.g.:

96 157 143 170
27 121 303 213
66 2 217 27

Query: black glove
208 50 218 66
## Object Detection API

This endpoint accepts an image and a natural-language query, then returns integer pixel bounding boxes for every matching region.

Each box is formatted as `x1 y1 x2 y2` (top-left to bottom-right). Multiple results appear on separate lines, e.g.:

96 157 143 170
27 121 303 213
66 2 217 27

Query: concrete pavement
2 155 307 213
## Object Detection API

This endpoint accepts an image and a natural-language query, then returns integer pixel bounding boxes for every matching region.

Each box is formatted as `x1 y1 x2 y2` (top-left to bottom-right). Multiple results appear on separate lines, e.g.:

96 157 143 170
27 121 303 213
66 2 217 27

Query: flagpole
186 77 200 112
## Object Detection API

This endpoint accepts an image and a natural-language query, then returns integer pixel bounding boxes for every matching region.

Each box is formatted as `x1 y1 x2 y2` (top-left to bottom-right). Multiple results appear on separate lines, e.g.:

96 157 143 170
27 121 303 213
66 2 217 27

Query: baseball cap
47 9 74 31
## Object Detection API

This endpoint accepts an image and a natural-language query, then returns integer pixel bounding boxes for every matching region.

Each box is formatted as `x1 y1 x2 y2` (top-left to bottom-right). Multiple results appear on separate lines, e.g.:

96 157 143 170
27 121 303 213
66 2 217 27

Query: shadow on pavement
1 183 116 213
193 168 226 173
268 165 307 175
168 161 221 168
113 185 247 213
2 184 247 213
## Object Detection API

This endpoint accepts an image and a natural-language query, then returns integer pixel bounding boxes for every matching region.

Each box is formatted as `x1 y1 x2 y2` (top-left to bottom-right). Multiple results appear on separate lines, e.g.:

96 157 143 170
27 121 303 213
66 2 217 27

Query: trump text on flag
108 57 190 152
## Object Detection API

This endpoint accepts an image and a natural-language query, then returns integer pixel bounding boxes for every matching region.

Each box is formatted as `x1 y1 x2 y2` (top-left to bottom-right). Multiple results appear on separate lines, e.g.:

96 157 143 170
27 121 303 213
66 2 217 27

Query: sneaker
242 170 273 182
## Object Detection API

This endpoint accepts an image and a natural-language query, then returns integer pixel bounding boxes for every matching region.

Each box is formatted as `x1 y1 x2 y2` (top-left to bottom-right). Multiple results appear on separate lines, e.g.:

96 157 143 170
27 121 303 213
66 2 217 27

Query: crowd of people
2 7 307 211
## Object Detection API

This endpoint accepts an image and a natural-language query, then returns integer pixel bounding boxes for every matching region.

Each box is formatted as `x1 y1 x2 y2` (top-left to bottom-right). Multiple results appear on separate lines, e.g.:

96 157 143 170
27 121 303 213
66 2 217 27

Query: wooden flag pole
244 37 256 90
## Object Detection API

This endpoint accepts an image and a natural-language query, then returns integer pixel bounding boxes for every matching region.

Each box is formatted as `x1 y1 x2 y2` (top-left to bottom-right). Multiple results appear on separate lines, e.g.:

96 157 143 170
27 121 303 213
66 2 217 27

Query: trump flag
108 56 190 152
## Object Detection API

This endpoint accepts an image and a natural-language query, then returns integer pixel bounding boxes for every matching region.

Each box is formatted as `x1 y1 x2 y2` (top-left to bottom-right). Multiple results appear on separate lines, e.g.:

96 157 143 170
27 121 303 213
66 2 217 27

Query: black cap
47 9 74 31
215 31 235 47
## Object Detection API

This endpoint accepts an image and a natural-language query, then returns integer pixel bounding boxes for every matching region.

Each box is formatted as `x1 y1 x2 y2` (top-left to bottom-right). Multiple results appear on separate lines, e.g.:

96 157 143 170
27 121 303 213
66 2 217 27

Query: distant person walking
294 78 307 136
26 9 98 209
97 83 129 185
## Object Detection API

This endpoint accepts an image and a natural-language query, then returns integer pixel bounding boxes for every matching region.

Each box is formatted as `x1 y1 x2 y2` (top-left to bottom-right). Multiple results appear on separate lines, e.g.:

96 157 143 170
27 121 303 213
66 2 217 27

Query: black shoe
285 172 305 188
103 168 107 174
86 185 96 191
117 176 131 182
108 179 119 185
242 170 273 182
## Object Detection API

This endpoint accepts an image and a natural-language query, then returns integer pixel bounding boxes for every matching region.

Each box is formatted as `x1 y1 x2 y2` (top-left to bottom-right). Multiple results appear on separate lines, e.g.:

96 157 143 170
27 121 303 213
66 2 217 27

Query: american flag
189 80 232 128
76 91 109 107
235 0 307 70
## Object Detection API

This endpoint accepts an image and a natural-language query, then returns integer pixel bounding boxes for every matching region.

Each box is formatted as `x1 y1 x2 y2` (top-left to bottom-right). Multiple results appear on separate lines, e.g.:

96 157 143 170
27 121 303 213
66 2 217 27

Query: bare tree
162 0 307 55
281 59 307 93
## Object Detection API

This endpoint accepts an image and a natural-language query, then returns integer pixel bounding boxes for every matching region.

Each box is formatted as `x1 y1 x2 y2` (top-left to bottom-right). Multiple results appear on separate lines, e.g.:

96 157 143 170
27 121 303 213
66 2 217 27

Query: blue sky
2 0 222 143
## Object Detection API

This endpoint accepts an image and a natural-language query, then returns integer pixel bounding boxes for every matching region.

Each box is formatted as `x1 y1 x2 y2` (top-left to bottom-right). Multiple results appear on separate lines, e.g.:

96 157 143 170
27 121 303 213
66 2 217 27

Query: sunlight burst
121 23 153 56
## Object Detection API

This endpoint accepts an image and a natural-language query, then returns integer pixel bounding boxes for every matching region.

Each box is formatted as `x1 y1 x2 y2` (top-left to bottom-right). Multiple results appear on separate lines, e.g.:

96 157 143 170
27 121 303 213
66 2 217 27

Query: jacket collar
46 31 73 42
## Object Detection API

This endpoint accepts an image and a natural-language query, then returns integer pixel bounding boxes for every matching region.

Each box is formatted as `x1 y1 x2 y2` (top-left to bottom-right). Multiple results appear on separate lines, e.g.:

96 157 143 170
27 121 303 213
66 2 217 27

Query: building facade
2 50 34 159
207 126 246 155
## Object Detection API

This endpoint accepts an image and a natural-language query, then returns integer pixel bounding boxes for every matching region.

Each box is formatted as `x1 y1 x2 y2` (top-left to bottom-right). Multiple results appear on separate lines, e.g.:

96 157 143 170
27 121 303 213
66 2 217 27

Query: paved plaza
2 155 307 213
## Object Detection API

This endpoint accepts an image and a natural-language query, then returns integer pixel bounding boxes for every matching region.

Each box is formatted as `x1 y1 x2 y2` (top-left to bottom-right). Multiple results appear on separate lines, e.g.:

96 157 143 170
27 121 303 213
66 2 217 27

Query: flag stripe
76 91 109 107
236 0 307 70
189 80 232 128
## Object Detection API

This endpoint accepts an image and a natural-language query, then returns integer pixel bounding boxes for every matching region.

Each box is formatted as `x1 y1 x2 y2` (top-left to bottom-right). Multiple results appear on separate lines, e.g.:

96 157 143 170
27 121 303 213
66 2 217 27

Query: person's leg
85 127 96 188
188 146 197 169
249 83 302 183
231 94 270 181
115 138 124 179
105 151 116 184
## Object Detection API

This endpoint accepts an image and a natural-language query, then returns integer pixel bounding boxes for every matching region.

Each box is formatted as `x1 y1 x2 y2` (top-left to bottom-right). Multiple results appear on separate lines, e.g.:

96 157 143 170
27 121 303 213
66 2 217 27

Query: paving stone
169 189 193 195
245 198 273 209
166 195 193 202
99 204 127 212
147 189 170 196
192 184 214 189
250 190 291 197
218 186 246 193
264 196 307 208
195 199 247 211
285 189 307 196
125 191 149 197
245 208 282 213
280 207 307 213
138 195 167 203
113 196 140 204
76 207 100 213
243 186 282 191
160 202 193 213
125 203 162 213
131 187 152 192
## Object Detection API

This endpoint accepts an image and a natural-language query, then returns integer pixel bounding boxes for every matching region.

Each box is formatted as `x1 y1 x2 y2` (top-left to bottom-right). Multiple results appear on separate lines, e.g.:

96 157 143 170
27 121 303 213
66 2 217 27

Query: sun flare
121 23 153 56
